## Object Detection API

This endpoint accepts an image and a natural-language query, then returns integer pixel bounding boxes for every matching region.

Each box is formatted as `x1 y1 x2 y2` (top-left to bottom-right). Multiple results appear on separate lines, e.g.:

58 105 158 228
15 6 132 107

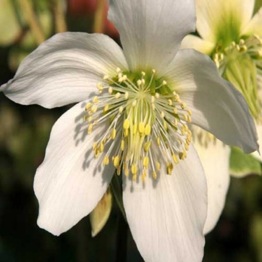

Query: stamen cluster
85 68 192 181
213 34 262 122
213 35 262 69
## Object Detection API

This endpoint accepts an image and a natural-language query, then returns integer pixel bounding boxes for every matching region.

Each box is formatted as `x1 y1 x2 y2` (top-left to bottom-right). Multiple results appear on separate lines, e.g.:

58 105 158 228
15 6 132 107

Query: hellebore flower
0 0 258 261
182 0 262 159
182 0 262 233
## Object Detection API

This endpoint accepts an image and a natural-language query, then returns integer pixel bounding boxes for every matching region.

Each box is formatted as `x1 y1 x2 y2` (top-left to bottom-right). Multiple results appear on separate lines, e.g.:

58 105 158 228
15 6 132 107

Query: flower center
85 68 192 181
213 34 262 122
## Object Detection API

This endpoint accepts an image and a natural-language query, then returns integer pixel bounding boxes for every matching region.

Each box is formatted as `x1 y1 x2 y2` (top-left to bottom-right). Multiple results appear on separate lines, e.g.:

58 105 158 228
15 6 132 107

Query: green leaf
230 147 262 177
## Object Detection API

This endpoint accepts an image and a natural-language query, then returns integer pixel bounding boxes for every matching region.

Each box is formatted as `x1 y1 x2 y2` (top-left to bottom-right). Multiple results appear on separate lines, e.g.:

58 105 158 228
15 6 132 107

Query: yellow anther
113 156 120 167
139 122 145 134
131 164 137 175
141 79 145 85
108 87 113 94
123 119 130 129
119 106 124 113
162 80 167 85
219 53 224 60
124 129 129 137
239 39 245 45
156 161 161 171
103 156 109 165
141 71 146 76
152 172 157 180
96 83 103 91
168 99 173 106
152 69 156 74
143 157 149 168
179 151 187 160
93 96 99 103
88 124 93 134
116 67 121 73
151 96 155 103
137 80 142 86
161 111 165 118
173 118 178 126
186 114 192 122
115 92 121 99
103 104 109 112
111 129 116 139
157 137 161 146
181 102 186 109
132 100 137 107
125 92 129 99
103 75 109 80
120 75 127 82
99 142 104 152
167 163 173 175
155 93 160 99
145 124 151 135
121 139 125 150
173 94 179 101
144 141 151 152
85 102 92 110
91 105 98 113
172 154 179 164
239 45 247 52
124 163 129 176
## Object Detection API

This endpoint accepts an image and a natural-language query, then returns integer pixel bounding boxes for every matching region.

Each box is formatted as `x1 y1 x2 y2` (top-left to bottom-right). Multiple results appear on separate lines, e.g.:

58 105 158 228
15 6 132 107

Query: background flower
182 0 262 234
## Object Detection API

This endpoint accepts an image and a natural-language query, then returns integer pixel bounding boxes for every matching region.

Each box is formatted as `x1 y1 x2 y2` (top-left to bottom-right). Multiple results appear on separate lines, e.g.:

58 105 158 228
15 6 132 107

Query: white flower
182 0 262 234
0 0 258 261
182 0 262 120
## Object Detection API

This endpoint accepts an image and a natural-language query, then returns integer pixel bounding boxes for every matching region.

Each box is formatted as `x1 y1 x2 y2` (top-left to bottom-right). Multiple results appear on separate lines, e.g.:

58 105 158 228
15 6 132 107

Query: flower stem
18 0 45 44
93 0 106 33
53 0 67 33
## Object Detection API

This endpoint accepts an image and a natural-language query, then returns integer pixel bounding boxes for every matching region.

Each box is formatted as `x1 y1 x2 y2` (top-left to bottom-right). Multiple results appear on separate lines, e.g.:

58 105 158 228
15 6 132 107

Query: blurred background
0 0 262 261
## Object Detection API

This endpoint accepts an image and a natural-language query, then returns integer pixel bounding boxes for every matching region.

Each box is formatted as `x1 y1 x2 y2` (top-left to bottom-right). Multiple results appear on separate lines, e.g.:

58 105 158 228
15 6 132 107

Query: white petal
196 0 254 42
34 102 115 236
243 7 262 36
123 145 207 262
251 124 262 162
108 0 195 73
166 49 258 153
181 35 214 55
1 32 127 108
192 129 230 234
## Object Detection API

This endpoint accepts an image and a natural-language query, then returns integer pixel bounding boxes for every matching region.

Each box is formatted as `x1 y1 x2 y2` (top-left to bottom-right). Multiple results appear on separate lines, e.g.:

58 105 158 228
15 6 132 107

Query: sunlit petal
34 102 115 235
1 32 127 108
166 49 258 153
123 145 206 262
108 0 195 73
